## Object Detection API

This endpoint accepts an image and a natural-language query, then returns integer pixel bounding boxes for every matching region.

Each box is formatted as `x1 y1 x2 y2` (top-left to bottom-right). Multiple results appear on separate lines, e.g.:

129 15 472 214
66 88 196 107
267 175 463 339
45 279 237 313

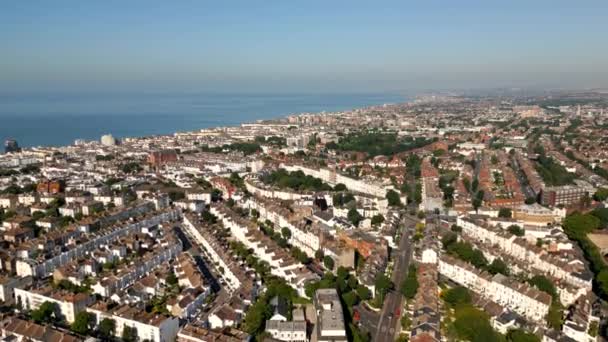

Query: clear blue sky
1 0 607 93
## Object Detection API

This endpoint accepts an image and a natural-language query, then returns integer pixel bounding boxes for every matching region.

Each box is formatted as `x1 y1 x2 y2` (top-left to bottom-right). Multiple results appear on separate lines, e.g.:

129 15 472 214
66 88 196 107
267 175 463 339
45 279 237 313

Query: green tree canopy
528 275 557 299
453 306 501 342
386 190 401 206
400 265 419 299
488 258 510 276
281 227 292 240
506 329 540 342
374 274 393 300
71 312 95 335
98 318 116 340
122 325 138 342
498 207 512 218
334 183 347 191
371 214 385 226
323 256 335 271
356 285 371 300
593 188 608 202
563 213 600 238
507 225 525 237
442 286 472 306
347 208 363 226
31 301 59 324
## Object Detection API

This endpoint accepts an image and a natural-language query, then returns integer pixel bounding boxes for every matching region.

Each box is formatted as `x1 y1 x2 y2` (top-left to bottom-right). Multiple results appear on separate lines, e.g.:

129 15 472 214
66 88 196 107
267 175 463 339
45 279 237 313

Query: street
373 213 416 342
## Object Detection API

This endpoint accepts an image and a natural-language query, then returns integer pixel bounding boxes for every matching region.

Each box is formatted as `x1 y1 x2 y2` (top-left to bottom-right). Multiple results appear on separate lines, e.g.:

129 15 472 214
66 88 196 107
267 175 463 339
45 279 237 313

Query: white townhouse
87 303 179 342
457 216 592 291
15 209 181 278
281 163 392 199
182 215 242 293
91 240 181 297
14 287 93 323
210 205 315 295
246 199 320 257
438 255 551 322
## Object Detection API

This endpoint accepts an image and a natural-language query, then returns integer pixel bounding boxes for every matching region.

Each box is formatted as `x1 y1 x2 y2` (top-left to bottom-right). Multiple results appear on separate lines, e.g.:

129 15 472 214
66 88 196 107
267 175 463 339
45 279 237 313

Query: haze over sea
0 92 406 148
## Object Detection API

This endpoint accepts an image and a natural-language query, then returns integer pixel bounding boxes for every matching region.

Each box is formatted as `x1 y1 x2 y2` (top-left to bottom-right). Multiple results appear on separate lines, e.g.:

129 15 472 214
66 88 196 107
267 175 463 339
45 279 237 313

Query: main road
373 213 416 342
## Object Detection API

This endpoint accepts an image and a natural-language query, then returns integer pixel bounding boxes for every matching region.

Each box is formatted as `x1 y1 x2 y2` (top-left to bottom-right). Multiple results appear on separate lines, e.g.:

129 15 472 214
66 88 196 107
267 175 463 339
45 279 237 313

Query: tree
323 256 335 271
211 188 223 201
333 192 355 207
386 190 401 206
453 306 498 342
31 301 59 323
506 329 540 342
547 303 564 330
442 286 472 306
528 275 557 299
98 318 116 340
71 311 94 335
441 232 458 249
498 207 512 218
371 214 385 226
315 249 324 261
591 208 608 228
356 285 371 300
508 225 525 237
588 321 599 338
400 265 418 299
122 326 138 342
334 183 347 191
374 274 393 301
166 271 178 286
342 291 359 307
121 162 142 174
488 258 509 275
347 208 363 226
243 299 272 335
593 188 608 202
525 196 537 204
168 190 185 201
472 190 484 210
281 227 292 240
563 213 600 238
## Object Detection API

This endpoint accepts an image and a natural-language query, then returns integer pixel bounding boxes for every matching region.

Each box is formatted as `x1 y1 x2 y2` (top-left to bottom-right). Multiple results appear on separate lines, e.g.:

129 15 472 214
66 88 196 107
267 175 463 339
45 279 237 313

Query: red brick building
148 150 178 167
37 180 64 194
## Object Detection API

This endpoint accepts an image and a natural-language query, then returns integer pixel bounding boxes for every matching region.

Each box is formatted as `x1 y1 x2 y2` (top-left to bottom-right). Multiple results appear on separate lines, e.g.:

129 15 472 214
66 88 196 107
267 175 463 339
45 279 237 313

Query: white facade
16 209 181 278
91 241 181 297
0 276 32 304
182 215 241 293
14 288 92 323
266 320 307 342
281 164 391 198
87 306 179 342
438 255 551 322
457 216 592 292
247 199 320 257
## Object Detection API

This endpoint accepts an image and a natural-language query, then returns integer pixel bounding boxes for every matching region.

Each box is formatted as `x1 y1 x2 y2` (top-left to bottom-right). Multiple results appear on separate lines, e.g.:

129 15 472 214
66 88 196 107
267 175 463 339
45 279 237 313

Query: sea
0 92 407 148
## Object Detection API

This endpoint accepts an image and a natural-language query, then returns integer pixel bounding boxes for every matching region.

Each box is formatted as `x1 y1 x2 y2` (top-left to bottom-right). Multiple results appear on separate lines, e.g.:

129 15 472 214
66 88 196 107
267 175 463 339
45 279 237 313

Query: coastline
0 92 407 148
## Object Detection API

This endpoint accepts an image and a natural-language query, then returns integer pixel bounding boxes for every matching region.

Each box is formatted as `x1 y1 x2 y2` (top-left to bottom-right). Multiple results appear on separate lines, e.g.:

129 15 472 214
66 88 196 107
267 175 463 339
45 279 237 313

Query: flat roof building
313 288 346 342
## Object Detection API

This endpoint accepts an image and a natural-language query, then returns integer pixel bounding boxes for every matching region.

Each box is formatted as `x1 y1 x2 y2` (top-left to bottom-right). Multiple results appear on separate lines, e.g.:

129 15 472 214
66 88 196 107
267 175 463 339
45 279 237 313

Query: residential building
313 289 347 342
88 302 180 342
